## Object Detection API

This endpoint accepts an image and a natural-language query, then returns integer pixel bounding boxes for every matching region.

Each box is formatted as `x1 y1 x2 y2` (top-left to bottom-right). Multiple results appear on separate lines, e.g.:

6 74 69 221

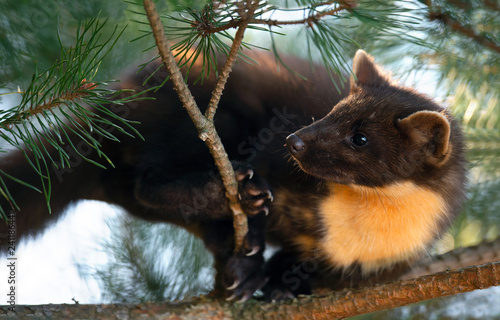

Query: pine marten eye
351 133 368 146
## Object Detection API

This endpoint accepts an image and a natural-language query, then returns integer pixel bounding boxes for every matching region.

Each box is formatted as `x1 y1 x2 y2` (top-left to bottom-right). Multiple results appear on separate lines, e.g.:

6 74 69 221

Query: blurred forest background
0 0 499 319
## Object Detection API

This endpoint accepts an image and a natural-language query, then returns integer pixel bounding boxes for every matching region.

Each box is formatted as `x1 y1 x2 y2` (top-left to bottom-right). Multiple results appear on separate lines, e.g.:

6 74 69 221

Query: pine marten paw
224 253 267 303
261 274 312 301
260 250 313 301
232 161 273 217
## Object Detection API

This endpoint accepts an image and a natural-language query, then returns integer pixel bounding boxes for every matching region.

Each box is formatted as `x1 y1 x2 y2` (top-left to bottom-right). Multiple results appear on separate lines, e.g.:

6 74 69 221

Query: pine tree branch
199 18 241 34
4 261 499 319
0 18 145 220
0 80 97 130
194 1 356 35
426 3 500 54
482 0 500 12
205 1 260 121
435 0 500 12
400 237 500 281
142 0 249 252
432 14 500 54
250 1 356 27
281 261 500 320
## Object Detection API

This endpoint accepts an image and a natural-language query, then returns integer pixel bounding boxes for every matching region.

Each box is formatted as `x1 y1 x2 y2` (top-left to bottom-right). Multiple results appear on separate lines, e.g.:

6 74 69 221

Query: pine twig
427 8 500 54
0 80 97 130
250 1 356 27
0 18 144 220
205 1 259 121
482 0 500 12
437 0 500 12
194 1 357 35
142 0 253 252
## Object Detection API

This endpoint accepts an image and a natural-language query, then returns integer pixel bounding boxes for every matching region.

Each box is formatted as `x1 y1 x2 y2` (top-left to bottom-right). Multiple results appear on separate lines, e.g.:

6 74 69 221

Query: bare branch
142 0 249 252
205 1 260 121
5 261 500 319
283 261 500 320
142 0 203 125
400 237 500 280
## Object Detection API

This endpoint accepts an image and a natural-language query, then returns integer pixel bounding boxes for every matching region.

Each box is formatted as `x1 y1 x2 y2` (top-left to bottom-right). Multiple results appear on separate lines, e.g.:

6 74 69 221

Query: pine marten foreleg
134 160 271 300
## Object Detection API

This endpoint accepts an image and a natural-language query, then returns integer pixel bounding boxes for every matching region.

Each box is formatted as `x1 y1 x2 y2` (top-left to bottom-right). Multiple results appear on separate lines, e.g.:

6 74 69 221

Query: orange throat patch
319 181 448 273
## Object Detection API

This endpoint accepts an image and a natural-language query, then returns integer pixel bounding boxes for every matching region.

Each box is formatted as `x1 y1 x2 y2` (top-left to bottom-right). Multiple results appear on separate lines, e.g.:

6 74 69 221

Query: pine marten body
0 50 466 301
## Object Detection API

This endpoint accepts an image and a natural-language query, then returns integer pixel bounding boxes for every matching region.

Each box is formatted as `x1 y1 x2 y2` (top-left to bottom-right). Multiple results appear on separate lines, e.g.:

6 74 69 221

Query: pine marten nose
286 134 305 155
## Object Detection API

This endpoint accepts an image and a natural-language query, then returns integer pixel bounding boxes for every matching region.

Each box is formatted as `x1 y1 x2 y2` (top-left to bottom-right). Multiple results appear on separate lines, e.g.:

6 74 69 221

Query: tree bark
3 261 499 320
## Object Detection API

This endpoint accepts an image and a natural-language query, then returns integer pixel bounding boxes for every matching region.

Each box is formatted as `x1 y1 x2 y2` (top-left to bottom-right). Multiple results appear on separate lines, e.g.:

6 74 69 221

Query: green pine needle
0 17 148 220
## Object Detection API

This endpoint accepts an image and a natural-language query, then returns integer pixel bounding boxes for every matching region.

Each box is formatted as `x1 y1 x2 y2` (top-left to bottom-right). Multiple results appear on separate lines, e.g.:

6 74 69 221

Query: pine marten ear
398 111 452 166
350 50 391 93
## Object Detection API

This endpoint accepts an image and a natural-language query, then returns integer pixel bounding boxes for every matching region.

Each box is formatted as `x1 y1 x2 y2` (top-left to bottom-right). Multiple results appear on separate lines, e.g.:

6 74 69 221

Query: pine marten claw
227 279 240 291
233 162 272 216
248 188 263 197
237 293 252 303
247 169 254 180
252 199 265 207
263 207 269 216
267 190 274 202
246 246 260 256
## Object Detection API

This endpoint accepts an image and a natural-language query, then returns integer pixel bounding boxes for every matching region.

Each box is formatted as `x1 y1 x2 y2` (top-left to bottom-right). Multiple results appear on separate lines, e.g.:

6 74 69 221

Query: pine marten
263 50 467 300
0 50 466 302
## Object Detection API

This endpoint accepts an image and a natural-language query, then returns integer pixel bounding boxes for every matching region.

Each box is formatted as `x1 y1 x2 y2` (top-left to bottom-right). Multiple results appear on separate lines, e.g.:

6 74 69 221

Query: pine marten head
286 50 467 272
287 50 465 189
